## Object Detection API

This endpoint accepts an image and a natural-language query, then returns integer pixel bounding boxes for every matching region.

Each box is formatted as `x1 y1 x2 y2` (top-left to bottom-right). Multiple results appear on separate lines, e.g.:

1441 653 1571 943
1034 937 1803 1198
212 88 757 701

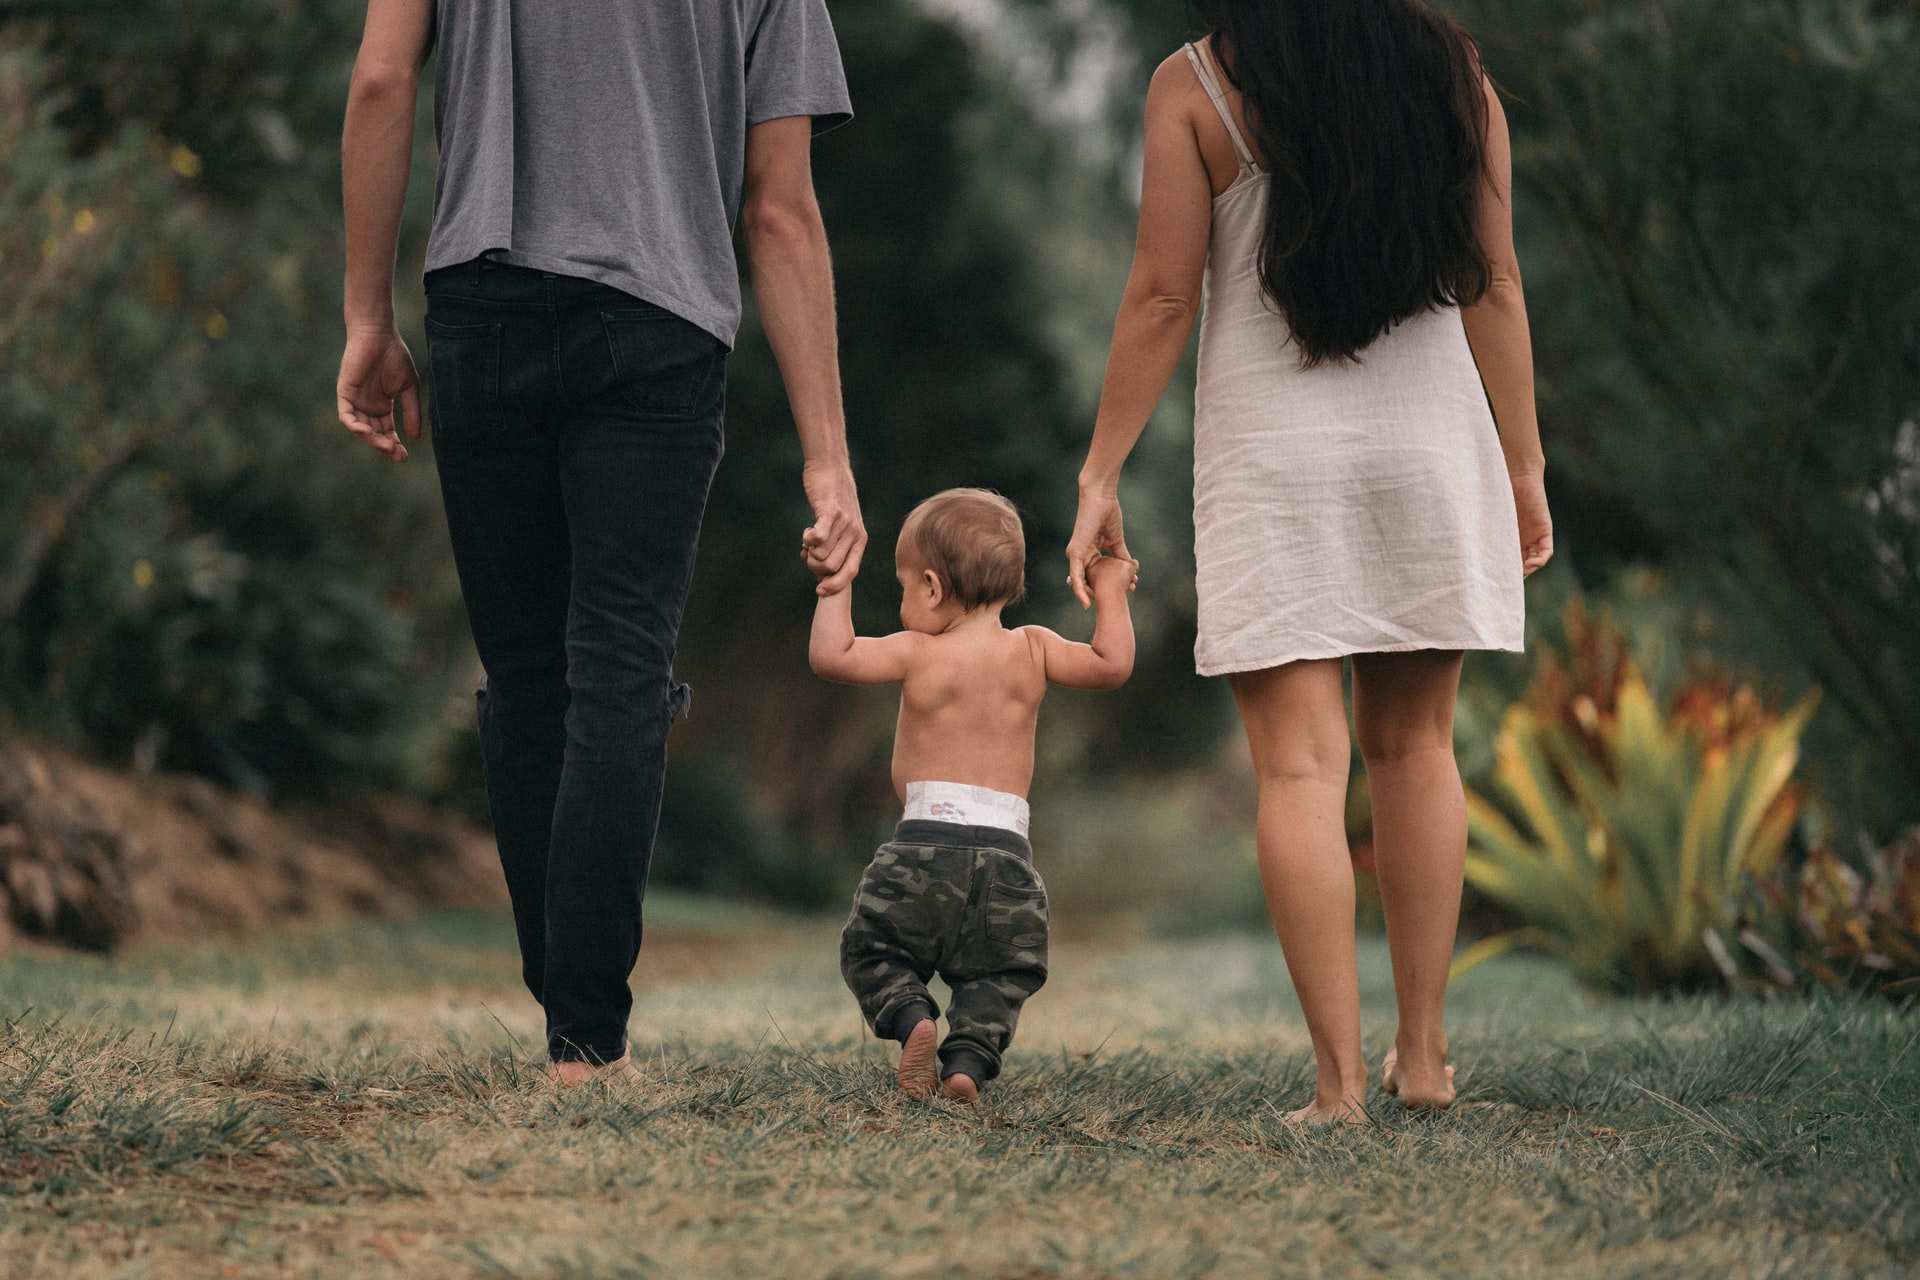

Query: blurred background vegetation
1 0 1915 992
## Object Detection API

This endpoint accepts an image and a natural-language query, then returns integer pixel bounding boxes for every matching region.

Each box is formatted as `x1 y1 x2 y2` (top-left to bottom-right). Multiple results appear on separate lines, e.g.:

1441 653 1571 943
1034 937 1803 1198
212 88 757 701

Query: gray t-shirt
426 0 853 346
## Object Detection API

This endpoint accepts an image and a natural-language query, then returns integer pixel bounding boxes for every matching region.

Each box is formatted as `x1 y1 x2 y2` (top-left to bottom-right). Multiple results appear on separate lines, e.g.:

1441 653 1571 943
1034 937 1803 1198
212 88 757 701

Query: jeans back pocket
602 308 725 419
424 315 506 442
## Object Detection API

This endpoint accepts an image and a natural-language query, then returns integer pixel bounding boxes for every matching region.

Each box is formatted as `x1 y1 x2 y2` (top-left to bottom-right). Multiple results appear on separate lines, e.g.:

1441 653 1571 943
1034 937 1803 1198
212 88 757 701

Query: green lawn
1 900 1914 1278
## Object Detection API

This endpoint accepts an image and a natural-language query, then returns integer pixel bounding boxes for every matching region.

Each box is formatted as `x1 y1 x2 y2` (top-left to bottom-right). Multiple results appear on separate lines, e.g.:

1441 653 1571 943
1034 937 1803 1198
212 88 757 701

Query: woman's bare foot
1396 1063 1455 1108
1286 1094 1366 1126
551 1054 642 1087
940 1072 979 1104
897 1020 939 1099
1381 1048 1454 1108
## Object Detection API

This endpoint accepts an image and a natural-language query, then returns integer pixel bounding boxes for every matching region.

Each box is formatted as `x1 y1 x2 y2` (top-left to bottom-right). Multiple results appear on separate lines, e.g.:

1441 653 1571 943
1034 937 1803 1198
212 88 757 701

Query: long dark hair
1191 0 1491 366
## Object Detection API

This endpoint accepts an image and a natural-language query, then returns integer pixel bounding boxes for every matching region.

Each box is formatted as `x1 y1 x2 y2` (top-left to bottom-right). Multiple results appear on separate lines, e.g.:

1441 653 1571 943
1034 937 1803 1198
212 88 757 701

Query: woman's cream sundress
1184 40 1524 676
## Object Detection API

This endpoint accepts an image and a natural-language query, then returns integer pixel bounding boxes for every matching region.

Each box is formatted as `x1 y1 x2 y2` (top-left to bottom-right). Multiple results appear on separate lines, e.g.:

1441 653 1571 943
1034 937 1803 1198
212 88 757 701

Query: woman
1067 0 1552 1121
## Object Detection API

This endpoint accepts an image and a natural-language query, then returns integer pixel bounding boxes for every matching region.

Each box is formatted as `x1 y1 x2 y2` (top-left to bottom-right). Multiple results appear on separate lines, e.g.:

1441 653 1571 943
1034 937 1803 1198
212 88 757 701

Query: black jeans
425 258 727 1063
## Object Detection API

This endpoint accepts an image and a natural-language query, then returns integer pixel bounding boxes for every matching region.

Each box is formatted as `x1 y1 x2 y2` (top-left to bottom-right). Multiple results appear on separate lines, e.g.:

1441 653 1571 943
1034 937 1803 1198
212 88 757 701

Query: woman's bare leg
1352 649 1466 1108
1229 660 1365 1122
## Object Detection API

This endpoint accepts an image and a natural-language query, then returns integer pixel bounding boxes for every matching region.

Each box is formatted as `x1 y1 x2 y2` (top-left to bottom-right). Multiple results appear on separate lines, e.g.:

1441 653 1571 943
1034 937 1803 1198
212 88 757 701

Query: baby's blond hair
899 488 1026 610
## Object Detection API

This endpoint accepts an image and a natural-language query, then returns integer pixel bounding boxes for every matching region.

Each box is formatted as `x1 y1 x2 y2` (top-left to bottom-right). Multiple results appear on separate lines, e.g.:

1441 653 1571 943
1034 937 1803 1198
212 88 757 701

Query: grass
1 897 1916 1278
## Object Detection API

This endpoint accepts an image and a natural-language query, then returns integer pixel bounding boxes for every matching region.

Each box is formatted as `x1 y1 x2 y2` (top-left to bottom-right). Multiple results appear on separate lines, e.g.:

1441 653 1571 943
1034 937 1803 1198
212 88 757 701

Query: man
336 0 866 1083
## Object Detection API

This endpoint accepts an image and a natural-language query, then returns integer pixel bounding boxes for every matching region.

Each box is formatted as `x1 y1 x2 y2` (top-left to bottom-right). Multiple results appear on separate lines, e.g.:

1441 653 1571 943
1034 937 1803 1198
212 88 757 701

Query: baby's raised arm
809 584 922 685
1028 555 1137 691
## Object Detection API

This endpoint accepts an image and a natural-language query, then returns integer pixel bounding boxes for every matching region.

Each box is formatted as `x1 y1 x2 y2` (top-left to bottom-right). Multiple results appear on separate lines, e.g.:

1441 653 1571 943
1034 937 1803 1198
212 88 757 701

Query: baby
807 488 1137 1101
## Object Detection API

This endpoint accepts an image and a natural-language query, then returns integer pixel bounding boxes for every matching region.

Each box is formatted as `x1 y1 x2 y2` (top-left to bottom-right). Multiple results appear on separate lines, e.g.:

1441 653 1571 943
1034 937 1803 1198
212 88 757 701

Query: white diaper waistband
902 781 1030 838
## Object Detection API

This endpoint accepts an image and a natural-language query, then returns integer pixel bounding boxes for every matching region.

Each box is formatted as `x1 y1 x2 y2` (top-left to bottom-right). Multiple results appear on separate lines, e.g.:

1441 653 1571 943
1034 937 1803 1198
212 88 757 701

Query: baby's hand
1085 554 1139 596
802 525 852 595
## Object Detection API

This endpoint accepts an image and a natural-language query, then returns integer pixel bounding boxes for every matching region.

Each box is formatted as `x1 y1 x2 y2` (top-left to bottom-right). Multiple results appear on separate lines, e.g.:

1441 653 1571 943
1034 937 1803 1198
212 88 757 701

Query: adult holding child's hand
801 459 867 595
1065 485 1134 609
339 0 859 1086
1070 0 1551 1122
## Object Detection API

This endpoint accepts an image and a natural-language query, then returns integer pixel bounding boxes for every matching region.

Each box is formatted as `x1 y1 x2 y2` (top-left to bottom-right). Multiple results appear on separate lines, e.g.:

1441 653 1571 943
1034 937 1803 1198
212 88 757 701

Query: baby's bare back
891 625 1047 799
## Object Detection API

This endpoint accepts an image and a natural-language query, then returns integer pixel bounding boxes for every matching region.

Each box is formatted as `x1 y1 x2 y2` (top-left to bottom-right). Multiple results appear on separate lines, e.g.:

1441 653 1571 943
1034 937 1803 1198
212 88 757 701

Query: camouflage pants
840 821 1049 1083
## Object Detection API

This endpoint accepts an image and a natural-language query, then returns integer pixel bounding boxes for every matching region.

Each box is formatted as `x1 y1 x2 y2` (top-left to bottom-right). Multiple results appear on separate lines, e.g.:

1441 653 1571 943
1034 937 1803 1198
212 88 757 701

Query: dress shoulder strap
1184 39 1259 173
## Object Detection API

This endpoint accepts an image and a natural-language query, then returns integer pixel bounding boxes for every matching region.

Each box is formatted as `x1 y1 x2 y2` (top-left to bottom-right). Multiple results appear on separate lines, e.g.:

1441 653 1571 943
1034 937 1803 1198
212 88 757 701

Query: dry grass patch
0 902 1914 1278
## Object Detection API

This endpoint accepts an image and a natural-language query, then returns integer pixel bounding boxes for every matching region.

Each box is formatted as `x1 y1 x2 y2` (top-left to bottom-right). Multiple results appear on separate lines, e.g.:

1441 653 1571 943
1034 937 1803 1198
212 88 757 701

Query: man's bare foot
940 1072 979 1104
1381 1048 1454 1109
897 1020 939 1099
551 1053 642 1087
1286 1094 1366 1126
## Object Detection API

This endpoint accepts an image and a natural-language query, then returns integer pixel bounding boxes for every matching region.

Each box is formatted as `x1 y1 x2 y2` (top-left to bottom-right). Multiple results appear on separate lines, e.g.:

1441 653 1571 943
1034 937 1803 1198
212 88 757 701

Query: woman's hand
1066 486 1134 607
1512 471 1553 577
1062 52 1214 608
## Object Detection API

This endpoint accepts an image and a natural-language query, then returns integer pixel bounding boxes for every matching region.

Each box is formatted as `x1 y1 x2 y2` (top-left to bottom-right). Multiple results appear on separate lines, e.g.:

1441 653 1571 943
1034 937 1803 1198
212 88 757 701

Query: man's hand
800 460 866 595
741 118 864 599
337 328 422 462
1085 553 1140 598
339 0 431 460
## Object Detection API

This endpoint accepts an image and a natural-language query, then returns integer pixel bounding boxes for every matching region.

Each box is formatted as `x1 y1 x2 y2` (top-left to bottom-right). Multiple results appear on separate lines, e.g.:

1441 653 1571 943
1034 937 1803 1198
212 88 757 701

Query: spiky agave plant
1456 605 1817 994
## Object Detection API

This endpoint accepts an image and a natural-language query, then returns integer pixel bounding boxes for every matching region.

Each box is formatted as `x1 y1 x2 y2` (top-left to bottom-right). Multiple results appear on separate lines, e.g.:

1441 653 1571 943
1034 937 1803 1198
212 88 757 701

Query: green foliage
1754 829 1920 997
1455 0 1920 833
1461 605 1816 993
0 3 465 795
651 758 844 910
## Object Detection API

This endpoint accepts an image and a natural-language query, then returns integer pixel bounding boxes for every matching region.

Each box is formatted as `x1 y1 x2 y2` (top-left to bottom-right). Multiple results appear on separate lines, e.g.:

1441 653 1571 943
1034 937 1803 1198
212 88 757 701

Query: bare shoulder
888 629 933 659
1481 72 1510 132
869 627 933 671
1015 625 1068 663
1016 624 1062 648
1151 47 1196 82
1148 47 1206 111
1006 626 1053 687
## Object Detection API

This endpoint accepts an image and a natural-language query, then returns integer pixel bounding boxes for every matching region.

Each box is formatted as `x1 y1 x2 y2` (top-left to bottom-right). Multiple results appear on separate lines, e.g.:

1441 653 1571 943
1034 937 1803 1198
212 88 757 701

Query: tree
1453 0 1920 833
0 1 464 795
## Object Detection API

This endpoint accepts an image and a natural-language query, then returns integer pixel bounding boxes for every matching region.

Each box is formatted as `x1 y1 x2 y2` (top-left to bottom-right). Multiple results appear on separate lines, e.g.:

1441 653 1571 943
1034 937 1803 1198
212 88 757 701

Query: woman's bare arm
1459 77 1553 574
1067 54 1215 605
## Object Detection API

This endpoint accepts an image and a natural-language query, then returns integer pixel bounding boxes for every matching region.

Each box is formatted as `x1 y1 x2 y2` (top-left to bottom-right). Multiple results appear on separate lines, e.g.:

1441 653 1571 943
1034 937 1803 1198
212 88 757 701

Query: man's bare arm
337 0 433 461
741 116 867 595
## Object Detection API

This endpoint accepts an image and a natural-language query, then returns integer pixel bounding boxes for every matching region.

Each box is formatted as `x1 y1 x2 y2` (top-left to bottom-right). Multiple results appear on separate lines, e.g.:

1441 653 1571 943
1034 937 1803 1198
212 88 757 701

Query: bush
1460 604 1816 994
1456 0 1920 832
0 7 467 797
1751 830 1920 999
650 758 845 911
